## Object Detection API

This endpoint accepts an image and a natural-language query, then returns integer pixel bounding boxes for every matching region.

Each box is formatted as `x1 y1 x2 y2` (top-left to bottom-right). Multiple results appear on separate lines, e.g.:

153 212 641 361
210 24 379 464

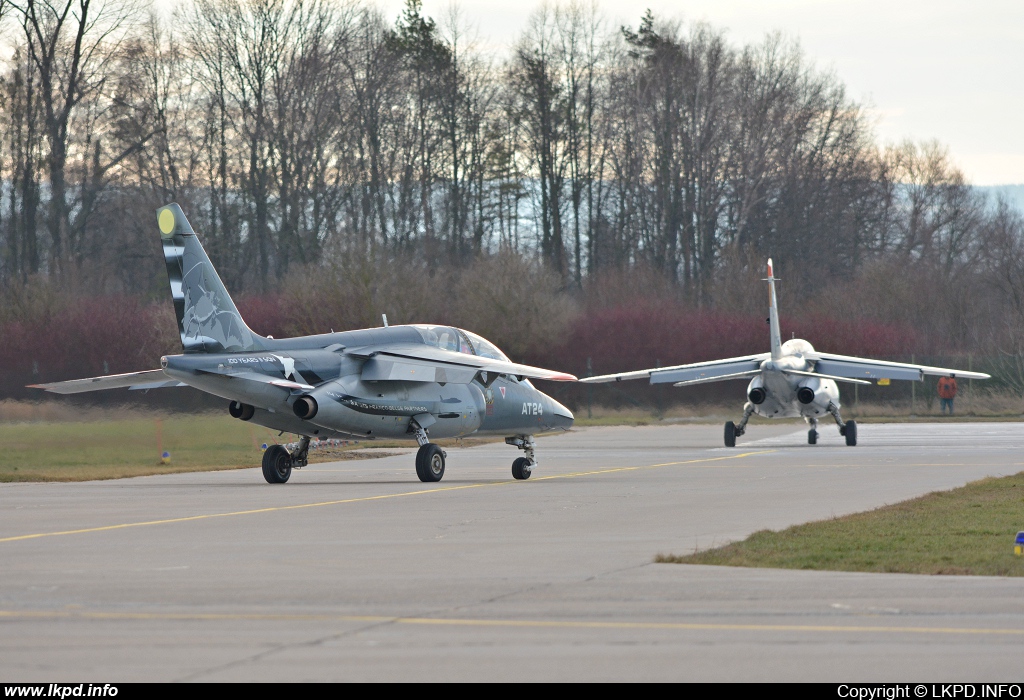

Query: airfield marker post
155 419 163 464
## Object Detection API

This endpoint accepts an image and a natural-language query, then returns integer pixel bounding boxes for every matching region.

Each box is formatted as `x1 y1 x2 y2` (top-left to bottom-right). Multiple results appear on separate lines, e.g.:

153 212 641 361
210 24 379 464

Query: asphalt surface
2 421 1024 681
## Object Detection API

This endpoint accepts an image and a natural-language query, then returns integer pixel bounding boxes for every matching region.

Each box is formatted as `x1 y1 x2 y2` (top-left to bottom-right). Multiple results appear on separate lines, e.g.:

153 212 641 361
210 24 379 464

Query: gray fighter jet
580 259 989 447
32 204 575 483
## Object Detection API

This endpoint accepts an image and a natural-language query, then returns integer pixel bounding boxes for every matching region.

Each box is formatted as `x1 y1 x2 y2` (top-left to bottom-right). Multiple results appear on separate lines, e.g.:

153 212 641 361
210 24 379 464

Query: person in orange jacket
938 374 958 415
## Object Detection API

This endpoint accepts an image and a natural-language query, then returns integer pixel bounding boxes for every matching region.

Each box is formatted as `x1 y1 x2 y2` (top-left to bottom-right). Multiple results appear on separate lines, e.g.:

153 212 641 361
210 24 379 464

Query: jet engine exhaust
293 395 318 420
797 387 815 404
229 401 255 421
748 387 766 405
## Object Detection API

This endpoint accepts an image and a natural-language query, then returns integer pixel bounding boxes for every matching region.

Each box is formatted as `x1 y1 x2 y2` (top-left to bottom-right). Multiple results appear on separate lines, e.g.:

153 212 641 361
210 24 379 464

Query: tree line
0 0 1023 369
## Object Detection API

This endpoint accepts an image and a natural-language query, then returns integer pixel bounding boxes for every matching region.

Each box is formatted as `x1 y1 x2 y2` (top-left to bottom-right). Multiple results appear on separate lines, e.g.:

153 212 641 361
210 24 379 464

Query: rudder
766 258 782 360
158 203 264 353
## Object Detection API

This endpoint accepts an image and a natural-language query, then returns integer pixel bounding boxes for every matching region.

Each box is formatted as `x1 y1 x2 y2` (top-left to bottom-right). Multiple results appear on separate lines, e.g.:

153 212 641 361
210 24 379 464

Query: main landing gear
724 403 755 447
262 436 310 484
411 421 446 482
506 435 537 480
827 402 857 447
723 402 857 448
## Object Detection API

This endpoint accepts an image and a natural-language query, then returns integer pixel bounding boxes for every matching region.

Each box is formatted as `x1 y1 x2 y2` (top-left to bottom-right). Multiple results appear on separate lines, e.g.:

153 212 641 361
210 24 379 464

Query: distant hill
974 184 1024 213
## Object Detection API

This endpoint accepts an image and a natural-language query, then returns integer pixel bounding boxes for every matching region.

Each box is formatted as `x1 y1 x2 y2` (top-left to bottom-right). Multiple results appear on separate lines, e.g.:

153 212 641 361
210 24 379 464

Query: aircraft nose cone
549 397 574 429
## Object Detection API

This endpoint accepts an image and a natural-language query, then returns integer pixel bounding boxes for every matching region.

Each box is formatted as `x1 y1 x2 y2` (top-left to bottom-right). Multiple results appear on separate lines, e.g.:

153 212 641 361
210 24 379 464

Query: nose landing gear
411 420 446 482
506 435 536 480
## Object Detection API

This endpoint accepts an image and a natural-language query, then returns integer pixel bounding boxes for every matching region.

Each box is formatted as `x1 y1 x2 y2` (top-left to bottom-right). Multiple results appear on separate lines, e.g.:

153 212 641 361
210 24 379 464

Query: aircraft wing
347 343 577 382
580 354 770 385
806 352 991 381
29 369 175 394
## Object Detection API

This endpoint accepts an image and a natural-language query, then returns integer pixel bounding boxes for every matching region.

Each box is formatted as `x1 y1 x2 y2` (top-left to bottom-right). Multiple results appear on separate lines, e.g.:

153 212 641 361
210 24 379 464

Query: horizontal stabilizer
782 369 871 385
29 369 168 394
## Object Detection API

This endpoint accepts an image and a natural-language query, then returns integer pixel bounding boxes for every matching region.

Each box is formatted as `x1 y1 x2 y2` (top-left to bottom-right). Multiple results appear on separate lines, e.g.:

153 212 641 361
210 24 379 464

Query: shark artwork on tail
580 259 990 447
32 204 576 483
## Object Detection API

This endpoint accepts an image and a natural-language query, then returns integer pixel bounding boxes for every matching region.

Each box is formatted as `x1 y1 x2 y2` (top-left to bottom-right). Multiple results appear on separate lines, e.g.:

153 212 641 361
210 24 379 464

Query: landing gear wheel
844 420 857 447
724 421 736 448
262 445 292 484
416 443 446 482
512 457 532 480
808 429 818 445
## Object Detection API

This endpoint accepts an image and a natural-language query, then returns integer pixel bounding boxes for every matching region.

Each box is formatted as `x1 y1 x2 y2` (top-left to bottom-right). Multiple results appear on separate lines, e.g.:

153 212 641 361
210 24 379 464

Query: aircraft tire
724 421 736 448
808 429 818 445
262 445 292 484
512 457 532 480
845 420 857 447
416 443 445 482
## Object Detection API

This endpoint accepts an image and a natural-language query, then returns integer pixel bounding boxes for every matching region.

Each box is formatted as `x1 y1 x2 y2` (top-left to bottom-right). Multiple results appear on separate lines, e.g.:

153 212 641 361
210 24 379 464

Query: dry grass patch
658 472 1024 576
0 410 401 482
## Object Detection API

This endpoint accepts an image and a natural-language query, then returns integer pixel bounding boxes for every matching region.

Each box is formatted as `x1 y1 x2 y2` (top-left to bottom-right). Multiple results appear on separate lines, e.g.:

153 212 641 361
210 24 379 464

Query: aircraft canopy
412 325 511 362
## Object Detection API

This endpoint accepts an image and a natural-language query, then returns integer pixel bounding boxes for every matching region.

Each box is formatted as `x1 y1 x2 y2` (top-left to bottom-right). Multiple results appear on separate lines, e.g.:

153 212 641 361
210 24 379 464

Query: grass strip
0 414 294 481
0 412 508 482
0 414 396 482
658 472 1024 576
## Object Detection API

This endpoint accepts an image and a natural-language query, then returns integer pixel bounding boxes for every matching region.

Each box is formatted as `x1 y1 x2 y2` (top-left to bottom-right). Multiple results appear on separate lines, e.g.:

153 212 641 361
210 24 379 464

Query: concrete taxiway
2 421 1023 681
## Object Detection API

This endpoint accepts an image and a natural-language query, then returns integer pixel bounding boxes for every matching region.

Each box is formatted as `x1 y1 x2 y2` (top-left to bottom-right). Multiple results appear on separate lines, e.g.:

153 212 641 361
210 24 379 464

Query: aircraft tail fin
765 258 782 360
157 203 264 353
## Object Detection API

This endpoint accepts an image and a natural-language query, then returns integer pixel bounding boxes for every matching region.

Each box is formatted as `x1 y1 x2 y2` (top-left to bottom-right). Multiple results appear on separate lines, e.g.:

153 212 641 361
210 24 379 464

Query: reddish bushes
0 292 930 406
0 296 179 399
235 295 291 339
530 303 924 377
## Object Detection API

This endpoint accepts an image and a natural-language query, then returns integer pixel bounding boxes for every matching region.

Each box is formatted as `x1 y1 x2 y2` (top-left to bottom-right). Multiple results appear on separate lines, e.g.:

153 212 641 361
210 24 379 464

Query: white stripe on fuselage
271 354 296 381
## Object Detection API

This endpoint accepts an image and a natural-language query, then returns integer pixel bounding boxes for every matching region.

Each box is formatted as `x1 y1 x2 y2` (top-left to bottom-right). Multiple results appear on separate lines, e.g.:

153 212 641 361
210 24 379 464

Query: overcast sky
374 0 1024 185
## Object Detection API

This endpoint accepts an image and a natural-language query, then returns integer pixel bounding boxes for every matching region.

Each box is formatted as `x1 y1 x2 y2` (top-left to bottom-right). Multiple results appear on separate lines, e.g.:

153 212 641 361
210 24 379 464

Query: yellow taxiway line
0 609 1021 637
0 451 771 544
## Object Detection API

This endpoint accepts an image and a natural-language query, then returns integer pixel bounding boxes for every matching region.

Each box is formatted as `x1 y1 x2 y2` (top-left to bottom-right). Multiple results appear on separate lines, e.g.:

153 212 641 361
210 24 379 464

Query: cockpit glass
413 325 474 354
460 329 510 362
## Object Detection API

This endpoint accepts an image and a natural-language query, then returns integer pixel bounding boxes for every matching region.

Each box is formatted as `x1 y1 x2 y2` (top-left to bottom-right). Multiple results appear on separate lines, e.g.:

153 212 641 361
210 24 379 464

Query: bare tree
9 0 141 271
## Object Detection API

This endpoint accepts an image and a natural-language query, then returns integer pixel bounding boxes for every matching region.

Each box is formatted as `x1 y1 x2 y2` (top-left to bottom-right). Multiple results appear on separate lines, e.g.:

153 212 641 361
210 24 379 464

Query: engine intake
228 401 254 421
748 387 766 405
293 395 318 420
797 387 815 405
